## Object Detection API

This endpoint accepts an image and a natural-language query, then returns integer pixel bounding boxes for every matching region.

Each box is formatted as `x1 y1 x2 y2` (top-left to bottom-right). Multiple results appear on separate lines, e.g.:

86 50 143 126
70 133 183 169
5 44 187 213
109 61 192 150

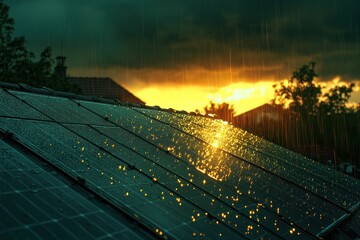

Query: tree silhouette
273 61 321 116
0 0 81 93
0 1 32 83
202 101 235 123
320 83 356 114
273 61 356 116
270 61 359 167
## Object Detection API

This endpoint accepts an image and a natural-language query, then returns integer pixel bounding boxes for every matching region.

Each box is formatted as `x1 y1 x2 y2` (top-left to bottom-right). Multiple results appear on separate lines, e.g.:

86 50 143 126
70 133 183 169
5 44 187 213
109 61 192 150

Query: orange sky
76 68 360 116
70 66 280 115
8 0 360 115
70 67 360 115
133 81 275 115
133 81 360 115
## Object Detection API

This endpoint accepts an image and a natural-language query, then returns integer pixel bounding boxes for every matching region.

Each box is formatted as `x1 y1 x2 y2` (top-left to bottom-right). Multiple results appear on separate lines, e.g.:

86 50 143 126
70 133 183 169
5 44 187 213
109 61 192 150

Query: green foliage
0 0 81 94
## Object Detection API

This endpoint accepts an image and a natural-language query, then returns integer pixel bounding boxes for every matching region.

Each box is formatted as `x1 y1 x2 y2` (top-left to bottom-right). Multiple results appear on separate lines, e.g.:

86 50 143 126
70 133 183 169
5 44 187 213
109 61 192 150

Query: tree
273 61 321 116
273 61 356 116
271 61 359 166
320 83 356 114
0 0 33 83
202 101 235 123
0 0 81 93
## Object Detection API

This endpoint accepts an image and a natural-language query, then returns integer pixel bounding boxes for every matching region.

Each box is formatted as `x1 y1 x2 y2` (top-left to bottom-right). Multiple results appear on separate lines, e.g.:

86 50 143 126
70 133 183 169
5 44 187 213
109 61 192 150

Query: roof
1 82 359 240
236 103 288 118
68 77 144 104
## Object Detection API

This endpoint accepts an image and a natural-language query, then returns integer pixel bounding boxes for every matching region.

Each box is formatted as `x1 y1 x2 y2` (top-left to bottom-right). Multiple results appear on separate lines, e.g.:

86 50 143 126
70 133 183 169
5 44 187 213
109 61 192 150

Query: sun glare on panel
193 119 232 182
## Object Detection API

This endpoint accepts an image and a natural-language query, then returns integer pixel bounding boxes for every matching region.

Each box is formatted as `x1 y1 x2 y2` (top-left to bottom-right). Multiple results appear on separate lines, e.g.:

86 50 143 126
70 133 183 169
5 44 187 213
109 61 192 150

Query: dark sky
6 0 360 85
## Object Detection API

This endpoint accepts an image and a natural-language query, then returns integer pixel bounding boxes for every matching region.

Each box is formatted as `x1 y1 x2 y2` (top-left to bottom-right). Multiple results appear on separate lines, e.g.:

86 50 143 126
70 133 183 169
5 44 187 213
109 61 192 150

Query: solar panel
1 88 359 239
0 89 50 121
65 124 312 239
137 108 360 208
72 100 350 237
9 91 114 126
348 212 360 236
0 118 247 239
0 139 149 240
88 124 333 235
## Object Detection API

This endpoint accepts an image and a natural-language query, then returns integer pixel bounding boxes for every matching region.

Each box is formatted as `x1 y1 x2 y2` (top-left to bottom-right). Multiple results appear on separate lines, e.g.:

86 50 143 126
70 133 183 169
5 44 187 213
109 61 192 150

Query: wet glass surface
0 118 248 239
0 139 146 240
138 108 360 208
10 91 113 126
1 91 359 239
66 124 310 239
0 90 50 120
73 100 355 237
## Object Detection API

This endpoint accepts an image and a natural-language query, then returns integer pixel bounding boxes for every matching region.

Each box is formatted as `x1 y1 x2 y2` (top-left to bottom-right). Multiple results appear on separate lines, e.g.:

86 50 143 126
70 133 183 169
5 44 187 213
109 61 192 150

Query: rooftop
68 77 144 104
0 82 359 240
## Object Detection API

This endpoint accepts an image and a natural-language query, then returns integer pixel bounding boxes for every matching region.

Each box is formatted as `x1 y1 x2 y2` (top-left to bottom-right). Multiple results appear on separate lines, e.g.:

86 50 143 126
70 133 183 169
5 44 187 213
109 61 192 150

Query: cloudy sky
5 0 360 113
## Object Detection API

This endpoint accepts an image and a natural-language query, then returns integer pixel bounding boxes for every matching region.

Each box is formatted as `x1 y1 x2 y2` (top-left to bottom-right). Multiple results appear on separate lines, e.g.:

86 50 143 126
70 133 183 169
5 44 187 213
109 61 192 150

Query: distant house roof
235 103 290 124
241 103 285 114
68 77 144 104
1 82 359 240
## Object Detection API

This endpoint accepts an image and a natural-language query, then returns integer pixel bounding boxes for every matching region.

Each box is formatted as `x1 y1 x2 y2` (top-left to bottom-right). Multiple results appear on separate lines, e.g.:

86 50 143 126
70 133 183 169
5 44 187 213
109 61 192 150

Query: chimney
55 56 67 79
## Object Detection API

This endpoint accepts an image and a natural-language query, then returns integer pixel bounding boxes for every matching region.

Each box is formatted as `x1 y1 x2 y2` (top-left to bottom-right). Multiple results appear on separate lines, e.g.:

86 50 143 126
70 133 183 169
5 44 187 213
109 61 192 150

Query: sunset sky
5 0 360 114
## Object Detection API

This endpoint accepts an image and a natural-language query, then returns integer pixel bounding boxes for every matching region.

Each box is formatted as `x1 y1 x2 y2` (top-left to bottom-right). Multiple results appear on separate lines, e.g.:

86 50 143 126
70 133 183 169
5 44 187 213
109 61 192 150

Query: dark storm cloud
5 0 360 81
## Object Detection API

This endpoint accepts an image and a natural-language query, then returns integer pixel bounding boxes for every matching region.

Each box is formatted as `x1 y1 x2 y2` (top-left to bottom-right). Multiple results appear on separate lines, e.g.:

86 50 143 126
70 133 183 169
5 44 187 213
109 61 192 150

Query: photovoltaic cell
0 139 149 240
9 91 114 126
73 100 353 237
88 125 328 236
137 109 360 209
1 89 359 239
0 118 245 240
348 212 360 236
65 124 309 239
0 89 50 121
192 112 358 193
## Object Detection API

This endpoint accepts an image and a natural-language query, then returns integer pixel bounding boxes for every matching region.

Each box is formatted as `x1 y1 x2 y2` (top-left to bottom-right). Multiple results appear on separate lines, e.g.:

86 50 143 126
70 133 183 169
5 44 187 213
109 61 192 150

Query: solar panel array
0 88 359 239
0 131 151 239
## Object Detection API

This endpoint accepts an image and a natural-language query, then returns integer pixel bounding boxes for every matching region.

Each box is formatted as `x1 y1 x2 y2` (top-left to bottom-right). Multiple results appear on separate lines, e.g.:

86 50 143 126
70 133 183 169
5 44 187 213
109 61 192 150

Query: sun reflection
193 120 232 181
210 140 219 148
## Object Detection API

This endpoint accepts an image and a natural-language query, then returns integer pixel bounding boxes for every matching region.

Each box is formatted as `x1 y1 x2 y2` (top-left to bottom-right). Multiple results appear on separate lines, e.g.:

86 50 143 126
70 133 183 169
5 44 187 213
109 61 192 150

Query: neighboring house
233 103 292 143
233 103 341 168
234 103 287 126
55 56 144 104
68 77 144 104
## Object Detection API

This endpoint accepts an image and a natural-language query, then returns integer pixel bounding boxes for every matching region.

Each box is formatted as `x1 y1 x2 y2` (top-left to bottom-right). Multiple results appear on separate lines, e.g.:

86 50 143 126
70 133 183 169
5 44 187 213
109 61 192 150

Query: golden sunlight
71 67 360 114
134 81 275 115
74 66 280 115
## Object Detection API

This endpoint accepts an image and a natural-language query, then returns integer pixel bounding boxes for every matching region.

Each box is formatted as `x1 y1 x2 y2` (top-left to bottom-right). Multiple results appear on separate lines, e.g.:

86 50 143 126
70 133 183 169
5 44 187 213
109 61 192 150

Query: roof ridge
0 81 206 118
